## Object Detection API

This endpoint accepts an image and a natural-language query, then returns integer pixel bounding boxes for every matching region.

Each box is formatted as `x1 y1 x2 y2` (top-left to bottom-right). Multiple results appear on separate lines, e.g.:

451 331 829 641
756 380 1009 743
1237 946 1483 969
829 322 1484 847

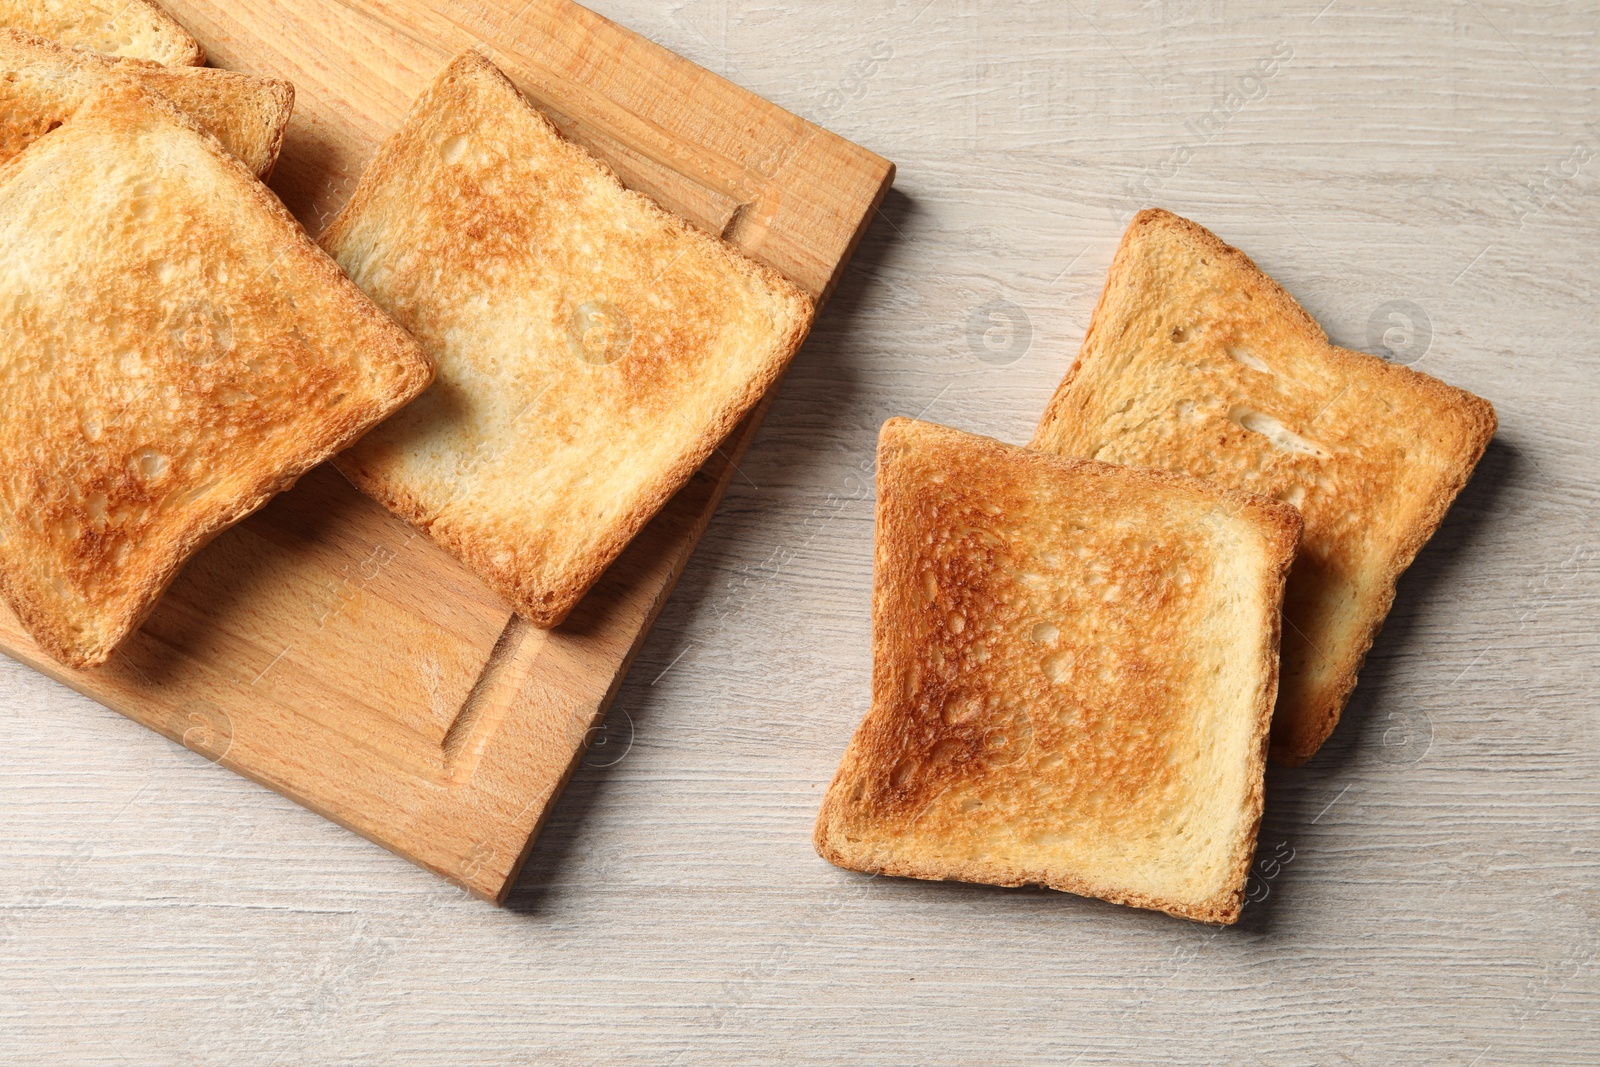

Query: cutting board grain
0 0 892 902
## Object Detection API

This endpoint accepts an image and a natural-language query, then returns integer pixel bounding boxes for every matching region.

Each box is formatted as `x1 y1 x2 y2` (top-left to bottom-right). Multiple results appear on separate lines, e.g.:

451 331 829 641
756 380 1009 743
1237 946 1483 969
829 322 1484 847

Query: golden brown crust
0 28 291 176
814 418 1301 923
0 79 431 668
334 270 811 629
1032 209 1496 765
322 51 814 628
132 63 293 180
0 0 203 66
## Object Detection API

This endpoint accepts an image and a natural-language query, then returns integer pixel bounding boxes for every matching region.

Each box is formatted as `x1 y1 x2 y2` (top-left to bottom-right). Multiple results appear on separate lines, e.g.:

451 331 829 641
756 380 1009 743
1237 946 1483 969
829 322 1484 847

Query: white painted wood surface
2 1 1596 1062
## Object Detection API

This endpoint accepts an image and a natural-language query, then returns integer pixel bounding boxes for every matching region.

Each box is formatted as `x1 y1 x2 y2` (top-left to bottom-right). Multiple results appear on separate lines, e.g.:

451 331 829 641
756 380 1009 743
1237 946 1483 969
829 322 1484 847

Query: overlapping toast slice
1032 210 1496 764
0 80 432 668
0 0 201 65
321 51 814 627
0 28 291 177
815 419 1302 923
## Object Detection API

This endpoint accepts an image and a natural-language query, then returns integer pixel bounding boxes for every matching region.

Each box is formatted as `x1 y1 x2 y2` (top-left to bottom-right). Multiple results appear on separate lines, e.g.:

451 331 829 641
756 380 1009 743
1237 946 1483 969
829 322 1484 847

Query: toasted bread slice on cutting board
0 0 202 65
814 418 1301 924
321 51 814 628
0 80 432 668
1032 209 1496 765
0 28 291 177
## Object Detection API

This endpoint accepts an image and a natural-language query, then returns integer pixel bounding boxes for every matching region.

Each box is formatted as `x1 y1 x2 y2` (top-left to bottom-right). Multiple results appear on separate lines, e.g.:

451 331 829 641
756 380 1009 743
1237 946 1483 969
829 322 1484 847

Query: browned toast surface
0 28 291 176
815 418 1301 923
0 0 202 65
322 51 814 628
1032 209 1496 764
0 80 431 667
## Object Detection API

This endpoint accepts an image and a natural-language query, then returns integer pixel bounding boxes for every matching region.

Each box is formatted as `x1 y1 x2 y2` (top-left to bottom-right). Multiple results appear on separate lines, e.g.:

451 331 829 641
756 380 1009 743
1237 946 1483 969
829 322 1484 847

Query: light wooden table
2 1 1596 1063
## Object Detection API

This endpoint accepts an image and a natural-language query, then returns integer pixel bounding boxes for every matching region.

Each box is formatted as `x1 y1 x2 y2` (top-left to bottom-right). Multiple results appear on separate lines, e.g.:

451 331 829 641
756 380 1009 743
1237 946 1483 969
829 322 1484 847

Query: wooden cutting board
0 0 892 902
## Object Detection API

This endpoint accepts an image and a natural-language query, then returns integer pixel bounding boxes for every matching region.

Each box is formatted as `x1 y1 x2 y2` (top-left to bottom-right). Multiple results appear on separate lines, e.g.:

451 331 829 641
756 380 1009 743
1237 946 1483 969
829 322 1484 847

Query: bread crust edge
0 28 294 178
325 51 816 629
129 0 204 66
1031 208 1497 766
0 81 432 669
815 418 1303 924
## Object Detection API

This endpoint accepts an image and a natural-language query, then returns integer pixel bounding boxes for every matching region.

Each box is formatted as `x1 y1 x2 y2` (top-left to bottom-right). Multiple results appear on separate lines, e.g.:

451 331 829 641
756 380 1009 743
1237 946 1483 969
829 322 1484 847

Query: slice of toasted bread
0 80 432 669
1032 210 1496 765
321 51 814 628
814 418 1302 924
0 0 201 65
0 28 291 177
